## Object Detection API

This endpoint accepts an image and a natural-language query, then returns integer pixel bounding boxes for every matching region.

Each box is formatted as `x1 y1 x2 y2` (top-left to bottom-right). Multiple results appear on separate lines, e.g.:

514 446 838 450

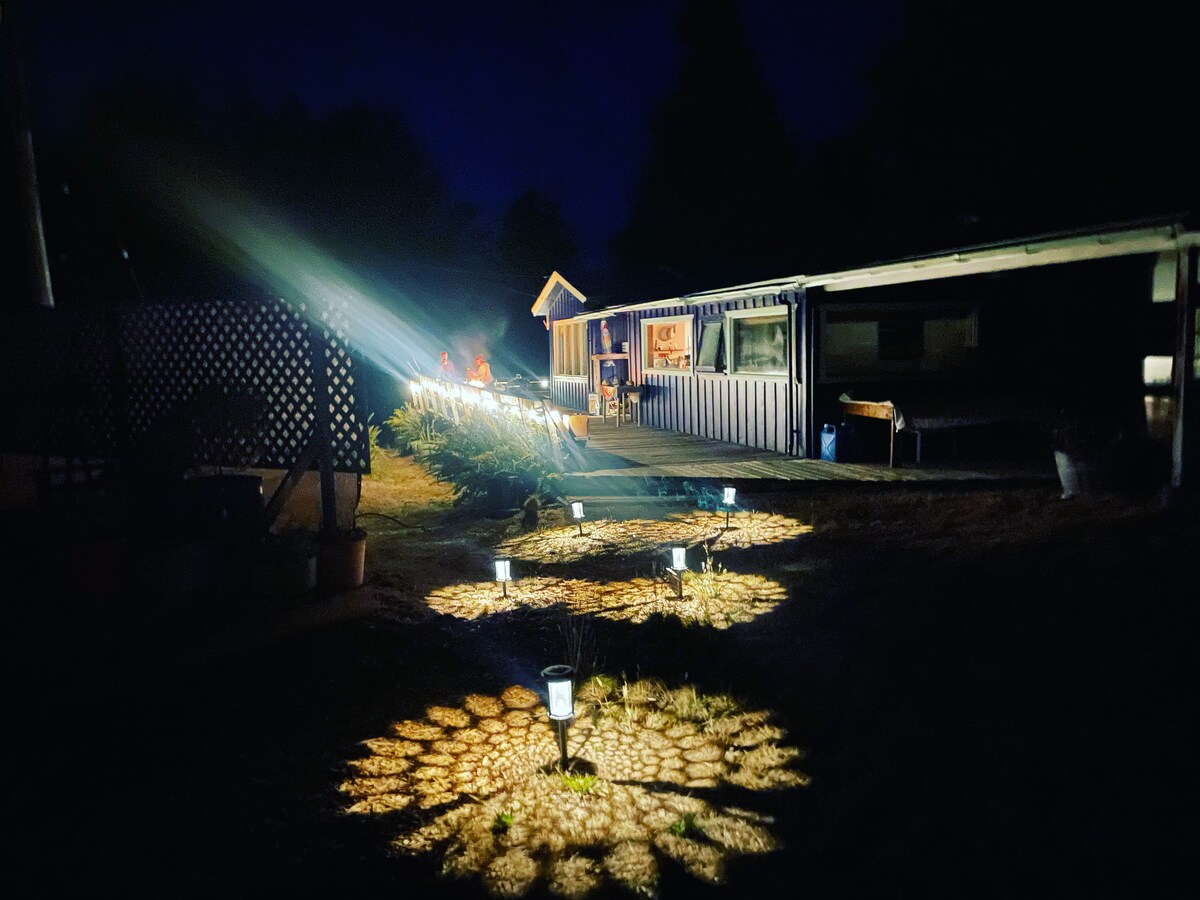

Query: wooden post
310 333 338 533
3 1 54 308
1171 246 1198 489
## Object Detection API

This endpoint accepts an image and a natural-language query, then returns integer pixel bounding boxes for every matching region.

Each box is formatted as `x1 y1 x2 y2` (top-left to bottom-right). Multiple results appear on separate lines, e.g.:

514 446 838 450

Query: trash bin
820 424 838 461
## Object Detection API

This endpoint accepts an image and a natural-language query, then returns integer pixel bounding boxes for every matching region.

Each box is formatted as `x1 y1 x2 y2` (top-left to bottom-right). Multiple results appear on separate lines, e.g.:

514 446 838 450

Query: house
534 223 1199 486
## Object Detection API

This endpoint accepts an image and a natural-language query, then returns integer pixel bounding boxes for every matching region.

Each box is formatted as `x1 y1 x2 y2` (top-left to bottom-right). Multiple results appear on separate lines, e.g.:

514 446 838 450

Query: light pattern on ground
342 679 807 897
496 511 812 565
422 567 788 628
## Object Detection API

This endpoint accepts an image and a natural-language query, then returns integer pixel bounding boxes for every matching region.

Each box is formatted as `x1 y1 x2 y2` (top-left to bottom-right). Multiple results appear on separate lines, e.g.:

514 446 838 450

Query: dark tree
610 0 804 297
792 0 1200 269
497 188 577 278
43 82 486 303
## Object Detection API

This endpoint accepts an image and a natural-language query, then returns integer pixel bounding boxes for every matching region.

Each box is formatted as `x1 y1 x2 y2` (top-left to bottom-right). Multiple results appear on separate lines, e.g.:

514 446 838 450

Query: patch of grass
669 813 701 838
491 811 514 835
560 773 598 794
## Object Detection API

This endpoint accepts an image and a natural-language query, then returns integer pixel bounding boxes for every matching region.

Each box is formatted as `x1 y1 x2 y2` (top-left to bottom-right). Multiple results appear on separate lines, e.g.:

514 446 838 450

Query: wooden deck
574 420 1054 483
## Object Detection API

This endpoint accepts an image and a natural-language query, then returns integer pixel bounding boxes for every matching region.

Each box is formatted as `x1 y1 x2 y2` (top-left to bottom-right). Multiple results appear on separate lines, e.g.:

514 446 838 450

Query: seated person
466 354 493 386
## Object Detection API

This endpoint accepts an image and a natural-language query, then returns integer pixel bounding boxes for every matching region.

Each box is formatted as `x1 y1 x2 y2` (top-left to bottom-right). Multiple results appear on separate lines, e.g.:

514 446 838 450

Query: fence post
309 328 338 533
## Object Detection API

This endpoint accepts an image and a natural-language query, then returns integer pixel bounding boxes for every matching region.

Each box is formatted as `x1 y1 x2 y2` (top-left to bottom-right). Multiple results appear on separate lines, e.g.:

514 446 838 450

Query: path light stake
494 558 512 598
722 484 736 530
571 500 585 536
541 665 575 771
669 546 687 600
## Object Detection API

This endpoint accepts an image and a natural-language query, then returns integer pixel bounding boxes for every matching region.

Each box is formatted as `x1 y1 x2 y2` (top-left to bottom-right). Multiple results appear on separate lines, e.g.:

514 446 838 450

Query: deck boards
576 420 1053 483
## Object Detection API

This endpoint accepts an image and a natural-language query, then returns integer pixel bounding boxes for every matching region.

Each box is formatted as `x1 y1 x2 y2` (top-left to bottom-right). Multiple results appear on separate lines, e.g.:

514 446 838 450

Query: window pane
732 314 787 374
696 319 724 370
878 314 923 362
644 319 692 371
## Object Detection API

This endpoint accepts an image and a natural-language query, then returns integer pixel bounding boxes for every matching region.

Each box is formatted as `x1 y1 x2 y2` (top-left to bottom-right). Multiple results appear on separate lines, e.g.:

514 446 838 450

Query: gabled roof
531 271 586 317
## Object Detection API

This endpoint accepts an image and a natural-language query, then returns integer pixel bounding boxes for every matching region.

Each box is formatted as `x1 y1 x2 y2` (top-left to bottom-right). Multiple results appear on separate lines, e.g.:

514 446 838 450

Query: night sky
22 0 903 266
9 0 1198 386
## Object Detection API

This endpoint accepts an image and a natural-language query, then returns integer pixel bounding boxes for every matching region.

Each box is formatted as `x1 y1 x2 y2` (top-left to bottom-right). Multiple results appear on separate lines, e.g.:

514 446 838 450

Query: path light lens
571 501 584 520
494 558 512 582
541 665 575 720
723 485 736 506
670 546 687 571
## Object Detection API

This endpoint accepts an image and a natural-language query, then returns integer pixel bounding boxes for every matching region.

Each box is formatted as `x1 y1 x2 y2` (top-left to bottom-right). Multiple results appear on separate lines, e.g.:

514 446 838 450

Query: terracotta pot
317 528 367 593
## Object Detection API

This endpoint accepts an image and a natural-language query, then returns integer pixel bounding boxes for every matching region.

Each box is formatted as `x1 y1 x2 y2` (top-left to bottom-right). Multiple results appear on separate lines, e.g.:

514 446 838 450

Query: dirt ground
13 451 1195 897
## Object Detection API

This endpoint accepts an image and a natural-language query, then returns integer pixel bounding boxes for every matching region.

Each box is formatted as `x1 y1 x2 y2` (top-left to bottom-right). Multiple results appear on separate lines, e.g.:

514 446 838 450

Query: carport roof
563 221 1198 321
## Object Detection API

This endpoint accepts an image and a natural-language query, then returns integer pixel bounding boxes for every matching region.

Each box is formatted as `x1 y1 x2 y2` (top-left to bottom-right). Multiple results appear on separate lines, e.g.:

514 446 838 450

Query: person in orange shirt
466 354 493 386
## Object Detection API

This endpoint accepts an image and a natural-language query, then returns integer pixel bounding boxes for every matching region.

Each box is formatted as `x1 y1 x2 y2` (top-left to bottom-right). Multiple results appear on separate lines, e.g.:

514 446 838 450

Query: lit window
553 320 586 378
1143 355 1173 386
642 315 693 374
727 308 788 377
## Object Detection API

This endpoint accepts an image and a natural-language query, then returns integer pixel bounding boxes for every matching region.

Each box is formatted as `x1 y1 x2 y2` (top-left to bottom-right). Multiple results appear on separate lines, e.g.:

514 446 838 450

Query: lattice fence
9 296 369 473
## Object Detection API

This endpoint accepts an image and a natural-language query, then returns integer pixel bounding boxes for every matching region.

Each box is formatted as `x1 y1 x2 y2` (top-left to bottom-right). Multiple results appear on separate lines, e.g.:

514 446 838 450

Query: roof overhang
575 279 803 321
807 225 1198 293
531 271 586 317
557 223 1199 323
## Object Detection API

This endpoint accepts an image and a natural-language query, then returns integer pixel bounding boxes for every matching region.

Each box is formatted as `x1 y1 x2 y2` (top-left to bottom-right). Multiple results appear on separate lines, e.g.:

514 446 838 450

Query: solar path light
722 484 736 529
570 500 585 536
668 546 687 600
541 664 575 771
494 557 513 597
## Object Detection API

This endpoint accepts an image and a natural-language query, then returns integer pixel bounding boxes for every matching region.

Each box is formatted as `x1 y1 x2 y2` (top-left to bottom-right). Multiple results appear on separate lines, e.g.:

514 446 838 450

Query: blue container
820 424 838 461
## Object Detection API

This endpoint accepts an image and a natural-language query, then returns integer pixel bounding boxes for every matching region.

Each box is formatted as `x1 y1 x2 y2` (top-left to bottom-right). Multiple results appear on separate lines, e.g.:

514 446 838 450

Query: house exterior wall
624 291 804 455
546 287 587 411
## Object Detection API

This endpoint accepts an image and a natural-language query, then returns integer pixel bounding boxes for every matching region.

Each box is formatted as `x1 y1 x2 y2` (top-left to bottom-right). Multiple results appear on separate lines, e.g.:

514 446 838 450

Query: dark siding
624 293 800 454
546 287 587 411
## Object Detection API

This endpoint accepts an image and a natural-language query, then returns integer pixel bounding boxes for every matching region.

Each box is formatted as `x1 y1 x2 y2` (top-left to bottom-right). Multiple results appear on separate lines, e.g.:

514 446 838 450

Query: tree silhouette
792 0 1199 269
497 188 577 279
610 0 803 298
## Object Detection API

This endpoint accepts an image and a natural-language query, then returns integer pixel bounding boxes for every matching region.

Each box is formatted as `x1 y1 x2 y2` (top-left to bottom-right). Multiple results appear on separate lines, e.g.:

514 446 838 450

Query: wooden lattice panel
119 297 369 473
13 297 369 473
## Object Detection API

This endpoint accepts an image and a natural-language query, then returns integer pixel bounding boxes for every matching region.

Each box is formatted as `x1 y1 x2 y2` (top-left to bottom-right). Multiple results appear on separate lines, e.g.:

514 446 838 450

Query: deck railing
407 374 574 470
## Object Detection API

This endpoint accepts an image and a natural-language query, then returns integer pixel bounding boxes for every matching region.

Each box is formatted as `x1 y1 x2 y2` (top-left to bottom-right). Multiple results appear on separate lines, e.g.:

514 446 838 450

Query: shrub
422 408 565 509
385 405 449 458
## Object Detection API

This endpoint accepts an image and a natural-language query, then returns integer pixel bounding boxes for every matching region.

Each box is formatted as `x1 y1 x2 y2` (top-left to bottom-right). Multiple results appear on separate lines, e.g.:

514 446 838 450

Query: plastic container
820 424 838 461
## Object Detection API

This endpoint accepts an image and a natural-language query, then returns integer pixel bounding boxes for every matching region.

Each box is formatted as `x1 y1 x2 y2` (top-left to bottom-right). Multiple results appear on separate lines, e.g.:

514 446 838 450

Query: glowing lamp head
570 501 584 520
539 379 549 388
410 380 422 395
670 546 687 571
494 558 512 582
723 485 736 506
541 665 575 720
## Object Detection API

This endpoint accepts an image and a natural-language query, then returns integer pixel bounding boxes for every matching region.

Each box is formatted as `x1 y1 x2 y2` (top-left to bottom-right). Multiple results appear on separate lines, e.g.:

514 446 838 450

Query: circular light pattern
342 679 808 897
497 511 812 565
421 568 788 628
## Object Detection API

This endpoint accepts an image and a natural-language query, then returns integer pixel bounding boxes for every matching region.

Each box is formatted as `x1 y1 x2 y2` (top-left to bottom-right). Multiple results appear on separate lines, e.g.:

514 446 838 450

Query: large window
820 305 978 380
553 319 586 378
642 315 693 375
727 307 788 377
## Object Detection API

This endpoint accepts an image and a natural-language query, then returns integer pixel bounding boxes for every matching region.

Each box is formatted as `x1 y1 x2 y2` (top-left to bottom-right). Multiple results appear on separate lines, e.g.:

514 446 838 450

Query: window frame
552 318 587 381
641 314 695 377
725 305 790 380
817 302 980 383
694 315 726 373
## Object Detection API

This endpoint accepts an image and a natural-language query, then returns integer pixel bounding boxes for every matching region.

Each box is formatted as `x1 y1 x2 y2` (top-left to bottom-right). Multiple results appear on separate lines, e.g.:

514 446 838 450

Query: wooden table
839 399 899 467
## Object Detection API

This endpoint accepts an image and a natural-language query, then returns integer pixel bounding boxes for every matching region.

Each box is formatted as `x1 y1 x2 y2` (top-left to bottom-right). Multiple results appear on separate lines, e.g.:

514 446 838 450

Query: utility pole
3 0 55 308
